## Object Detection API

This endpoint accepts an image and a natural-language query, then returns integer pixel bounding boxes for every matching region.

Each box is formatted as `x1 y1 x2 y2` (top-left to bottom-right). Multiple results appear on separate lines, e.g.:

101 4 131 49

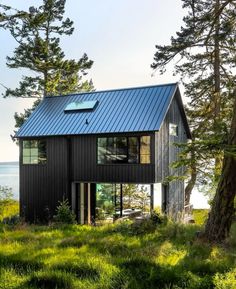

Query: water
0 162 19 200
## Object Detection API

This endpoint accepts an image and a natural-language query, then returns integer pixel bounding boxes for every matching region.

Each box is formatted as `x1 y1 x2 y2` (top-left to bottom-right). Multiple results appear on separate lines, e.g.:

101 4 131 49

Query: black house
16 83 191 223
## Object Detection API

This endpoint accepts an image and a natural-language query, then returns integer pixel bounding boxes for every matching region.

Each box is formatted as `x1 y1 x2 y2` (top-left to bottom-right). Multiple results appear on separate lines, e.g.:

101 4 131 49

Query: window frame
22 139 47 165
97 135 151 165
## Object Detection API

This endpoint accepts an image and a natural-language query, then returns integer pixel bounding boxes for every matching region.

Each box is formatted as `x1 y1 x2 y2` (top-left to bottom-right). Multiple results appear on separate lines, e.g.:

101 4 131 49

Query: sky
0 0 209 208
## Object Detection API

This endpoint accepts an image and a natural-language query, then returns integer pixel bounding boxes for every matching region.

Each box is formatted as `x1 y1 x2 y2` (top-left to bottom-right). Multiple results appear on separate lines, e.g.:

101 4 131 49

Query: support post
87 183 91 224
150 184 154 211
120 184 123 217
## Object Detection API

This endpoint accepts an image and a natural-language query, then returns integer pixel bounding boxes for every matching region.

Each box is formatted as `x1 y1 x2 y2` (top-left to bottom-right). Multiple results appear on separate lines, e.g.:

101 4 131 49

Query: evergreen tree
0 0 93 128
151 0 236 209
203 88 236 242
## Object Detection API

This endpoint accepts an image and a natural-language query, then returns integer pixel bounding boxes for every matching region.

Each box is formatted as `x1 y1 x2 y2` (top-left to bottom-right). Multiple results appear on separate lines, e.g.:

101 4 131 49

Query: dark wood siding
20 137 69 222
71 132 155 184
155 92 188 215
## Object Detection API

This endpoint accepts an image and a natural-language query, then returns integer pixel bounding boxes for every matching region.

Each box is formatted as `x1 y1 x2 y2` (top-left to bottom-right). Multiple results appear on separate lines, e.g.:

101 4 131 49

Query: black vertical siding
71 132 155 184
20 137 69 222
20 133 156 222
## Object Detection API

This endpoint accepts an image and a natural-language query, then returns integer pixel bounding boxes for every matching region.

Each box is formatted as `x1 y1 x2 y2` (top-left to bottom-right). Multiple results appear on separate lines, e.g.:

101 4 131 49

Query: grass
0 209 235 289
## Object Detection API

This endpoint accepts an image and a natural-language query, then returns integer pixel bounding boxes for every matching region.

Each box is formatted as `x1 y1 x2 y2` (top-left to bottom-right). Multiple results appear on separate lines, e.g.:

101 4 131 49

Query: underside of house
16 83 191 223
71 183 167 224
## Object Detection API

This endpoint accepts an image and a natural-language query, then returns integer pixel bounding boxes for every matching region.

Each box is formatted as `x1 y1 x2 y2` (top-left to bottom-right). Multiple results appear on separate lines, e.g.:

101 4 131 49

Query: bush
150 208 165 225
213 269 236 289
2 214 21 225
0 185 13 201
0 200 19 222
53 199 76 224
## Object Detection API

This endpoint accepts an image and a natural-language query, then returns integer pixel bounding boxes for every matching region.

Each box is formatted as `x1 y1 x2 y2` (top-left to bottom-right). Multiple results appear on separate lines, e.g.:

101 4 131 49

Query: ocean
0 162 19 200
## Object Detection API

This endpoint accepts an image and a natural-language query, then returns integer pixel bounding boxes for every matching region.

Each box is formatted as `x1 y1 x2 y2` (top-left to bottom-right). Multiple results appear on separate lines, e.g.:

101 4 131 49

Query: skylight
64 100 98 112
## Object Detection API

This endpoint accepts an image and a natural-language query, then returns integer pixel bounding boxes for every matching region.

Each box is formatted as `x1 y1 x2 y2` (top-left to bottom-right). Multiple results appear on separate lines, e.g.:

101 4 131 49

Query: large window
96 183 151 222
97 136 151 164
22 140 47 164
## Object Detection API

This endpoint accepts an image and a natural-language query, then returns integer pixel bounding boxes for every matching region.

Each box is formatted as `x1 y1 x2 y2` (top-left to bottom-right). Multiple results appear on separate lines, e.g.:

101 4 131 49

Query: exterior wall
19 137 69 222
155 93 188 216
71 132 155 184
20 132 155 222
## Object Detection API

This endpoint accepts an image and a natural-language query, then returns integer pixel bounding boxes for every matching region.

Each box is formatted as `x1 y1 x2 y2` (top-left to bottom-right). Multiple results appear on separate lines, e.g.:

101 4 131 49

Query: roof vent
64 100 98 112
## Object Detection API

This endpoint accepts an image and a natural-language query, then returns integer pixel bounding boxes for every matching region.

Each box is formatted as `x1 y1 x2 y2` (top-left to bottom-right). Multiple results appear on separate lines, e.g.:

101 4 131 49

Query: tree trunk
185 138 197 206
213 0 222 184
203 89 236 242
185 166 197 206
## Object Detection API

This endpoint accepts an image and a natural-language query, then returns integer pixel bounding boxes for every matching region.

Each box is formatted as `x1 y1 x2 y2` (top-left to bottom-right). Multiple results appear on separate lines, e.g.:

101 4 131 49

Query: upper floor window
22 140 47 164
97 136 151 164
169 123 178 137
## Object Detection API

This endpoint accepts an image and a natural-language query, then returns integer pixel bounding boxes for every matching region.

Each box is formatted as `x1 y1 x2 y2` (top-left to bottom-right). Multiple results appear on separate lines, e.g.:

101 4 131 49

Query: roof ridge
45 82 178 98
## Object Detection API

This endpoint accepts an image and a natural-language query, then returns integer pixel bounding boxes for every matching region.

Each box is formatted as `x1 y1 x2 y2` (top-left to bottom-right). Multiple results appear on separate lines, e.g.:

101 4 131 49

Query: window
64 100 98 112
140 136 151 164
169 123 178 137
97 136 151 164
22 140 47 164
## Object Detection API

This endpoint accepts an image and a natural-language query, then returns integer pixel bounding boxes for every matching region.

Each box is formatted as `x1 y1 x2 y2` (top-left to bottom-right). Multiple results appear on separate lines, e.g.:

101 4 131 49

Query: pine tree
151 0 236 208
203 88 236 242
1 0 93 128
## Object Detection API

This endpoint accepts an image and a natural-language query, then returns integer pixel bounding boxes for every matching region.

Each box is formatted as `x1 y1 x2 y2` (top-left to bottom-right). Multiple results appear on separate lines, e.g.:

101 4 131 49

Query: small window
140 136 151 164
169 123 178 137
22 140 47 164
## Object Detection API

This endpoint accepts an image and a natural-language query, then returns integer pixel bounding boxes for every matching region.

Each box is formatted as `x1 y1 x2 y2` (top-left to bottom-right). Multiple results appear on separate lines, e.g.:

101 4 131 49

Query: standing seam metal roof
16 83 187 137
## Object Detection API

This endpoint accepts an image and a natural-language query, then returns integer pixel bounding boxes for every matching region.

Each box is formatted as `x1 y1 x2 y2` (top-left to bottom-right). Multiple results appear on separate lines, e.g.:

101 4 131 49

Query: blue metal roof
16 83 189 137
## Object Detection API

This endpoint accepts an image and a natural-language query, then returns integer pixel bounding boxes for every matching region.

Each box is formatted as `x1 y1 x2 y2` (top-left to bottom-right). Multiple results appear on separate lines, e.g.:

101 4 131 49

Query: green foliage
0 185 13 201
1 0 94 128
0 186 19 222
54 199 76 224
213 268 236 289
193 209 209 226
152 0 236 200
150 208 165 225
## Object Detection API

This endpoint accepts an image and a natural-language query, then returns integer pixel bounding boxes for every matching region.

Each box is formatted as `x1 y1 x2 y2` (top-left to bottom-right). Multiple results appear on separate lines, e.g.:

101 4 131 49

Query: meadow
0 207 236 289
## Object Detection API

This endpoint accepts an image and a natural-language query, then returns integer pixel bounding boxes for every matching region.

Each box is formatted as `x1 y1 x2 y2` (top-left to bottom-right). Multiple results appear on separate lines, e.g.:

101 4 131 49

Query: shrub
0 187 19 222
150 208 165 225
131 218 157 235
0 185 13 201
53 199 76 224
213 269 236 289
2 214 21 225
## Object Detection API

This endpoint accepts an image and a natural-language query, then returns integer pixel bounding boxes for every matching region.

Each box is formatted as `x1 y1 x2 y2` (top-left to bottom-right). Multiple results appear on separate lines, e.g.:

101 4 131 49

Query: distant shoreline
0 161 19 165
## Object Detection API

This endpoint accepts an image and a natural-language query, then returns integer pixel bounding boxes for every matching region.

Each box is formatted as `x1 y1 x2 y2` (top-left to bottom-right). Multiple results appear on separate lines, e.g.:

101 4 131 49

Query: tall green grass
0 209 235 289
